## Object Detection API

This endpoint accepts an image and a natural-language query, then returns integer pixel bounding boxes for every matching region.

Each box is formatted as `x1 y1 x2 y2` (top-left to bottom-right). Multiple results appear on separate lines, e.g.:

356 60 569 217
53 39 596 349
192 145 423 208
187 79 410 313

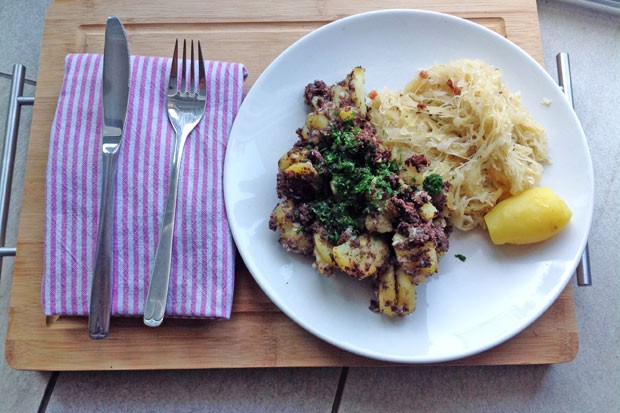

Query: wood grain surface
6 0 578 370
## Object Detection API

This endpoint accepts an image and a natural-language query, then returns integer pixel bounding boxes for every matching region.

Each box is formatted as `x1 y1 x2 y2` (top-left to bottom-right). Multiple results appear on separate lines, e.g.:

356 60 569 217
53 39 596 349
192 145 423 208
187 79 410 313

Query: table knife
88 16 130 339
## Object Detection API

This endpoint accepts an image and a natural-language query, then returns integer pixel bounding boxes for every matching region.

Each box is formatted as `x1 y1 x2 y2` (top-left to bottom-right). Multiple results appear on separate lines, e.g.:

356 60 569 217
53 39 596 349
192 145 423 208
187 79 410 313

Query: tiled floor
1 0 52 409
0 0 50 79
46 368 342 412
2 1 619 412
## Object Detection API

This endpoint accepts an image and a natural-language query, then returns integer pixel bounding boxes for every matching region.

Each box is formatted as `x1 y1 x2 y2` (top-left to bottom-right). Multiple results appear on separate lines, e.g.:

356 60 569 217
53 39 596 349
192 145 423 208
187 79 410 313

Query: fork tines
168 38 206 97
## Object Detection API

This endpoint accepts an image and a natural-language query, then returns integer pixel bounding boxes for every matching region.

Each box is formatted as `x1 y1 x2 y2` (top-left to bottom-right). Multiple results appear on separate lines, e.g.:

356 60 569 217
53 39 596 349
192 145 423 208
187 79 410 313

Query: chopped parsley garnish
423 173 444 196
311 200 360 244
455 254 467 262
311 123 400 243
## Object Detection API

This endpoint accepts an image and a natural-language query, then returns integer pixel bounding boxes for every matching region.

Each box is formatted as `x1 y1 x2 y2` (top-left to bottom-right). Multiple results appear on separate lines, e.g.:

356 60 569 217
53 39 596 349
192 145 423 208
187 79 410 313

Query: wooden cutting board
6 0 578 370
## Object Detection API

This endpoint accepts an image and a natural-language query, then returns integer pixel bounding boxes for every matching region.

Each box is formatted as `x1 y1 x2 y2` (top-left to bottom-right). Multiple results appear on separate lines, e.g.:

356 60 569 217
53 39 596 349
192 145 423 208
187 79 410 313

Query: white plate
223 10 593 363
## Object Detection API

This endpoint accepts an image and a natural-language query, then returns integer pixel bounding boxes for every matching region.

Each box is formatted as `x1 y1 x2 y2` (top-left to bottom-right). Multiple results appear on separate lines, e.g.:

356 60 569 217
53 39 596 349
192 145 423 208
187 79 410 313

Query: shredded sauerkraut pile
369 59 548 230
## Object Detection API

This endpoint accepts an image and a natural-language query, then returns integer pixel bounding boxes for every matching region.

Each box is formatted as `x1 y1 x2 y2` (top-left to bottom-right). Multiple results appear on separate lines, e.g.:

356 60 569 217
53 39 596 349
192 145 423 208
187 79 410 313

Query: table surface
0 0 618 412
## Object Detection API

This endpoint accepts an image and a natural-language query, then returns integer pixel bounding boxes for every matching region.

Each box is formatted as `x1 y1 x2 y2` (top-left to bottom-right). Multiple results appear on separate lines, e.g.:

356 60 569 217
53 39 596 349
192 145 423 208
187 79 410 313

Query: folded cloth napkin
42 53 247 319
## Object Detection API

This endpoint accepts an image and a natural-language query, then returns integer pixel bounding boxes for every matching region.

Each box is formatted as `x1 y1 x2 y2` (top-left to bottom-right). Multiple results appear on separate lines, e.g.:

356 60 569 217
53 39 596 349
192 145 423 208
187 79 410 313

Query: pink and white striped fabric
42 53 246 319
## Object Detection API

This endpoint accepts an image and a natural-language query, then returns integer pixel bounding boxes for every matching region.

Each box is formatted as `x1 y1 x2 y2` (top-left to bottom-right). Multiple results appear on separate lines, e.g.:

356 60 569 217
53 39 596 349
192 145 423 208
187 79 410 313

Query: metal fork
144 39 207 327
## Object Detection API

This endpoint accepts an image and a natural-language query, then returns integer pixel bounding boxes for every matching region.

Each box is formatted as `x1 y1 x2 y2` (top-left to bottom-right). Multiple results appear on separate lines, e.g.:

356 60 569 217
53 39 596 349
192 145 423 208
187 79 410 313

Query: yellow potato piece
285 161 317 176
484 187 572 245
419 202 438 222
313 232 336 276
395 267 416 315
349 67 367 116
332 234 389 279
378 266 397 316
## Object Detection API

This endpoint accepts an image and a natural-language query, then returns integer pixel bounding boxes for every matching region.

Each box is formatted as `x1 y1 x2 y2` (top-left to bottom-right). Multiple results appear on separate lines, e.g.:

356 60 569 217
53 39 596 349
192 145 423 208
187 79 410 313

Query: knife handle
88 152 118 339
144 135 185 327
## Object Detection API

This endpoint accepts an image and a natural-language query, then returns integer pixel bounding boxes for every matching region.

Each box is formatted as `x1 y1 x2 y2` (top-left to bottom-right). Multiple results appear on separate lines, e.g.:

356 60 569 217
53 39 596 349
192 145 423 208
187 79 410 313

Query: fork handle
144 133 185 327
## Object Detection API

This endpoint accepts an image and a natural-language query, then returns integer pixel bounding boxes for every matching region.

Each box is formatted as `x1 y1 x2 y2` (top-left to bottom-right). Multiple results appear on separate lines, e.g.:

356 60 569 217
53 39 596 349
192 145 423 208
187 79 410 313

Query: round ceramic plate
223 9 593 363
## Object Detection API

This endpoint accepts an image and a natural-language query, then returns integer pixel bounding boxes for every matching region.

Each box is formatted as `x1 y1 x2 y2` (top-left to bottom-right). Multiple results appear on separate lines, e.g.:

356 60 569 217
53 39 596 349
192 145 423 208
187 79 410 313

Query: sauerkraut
369 59 548 230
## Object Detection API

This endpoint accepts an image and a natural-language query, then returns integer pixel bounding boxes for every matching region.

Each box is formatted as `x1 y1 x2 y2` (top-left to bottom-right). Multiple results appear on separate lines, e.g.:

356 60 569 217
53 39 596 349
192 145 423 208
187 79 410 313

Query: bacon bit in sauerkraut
446 79 461 95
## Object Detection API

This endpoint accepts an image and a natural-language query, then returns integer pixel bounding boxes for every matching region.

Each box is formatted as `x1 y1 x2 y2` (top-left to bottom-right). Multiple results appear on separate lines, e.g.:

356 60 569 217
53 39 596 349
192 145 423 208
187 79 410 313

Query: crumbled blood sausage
296 203 315 228
305 148 324 165
412 191 431 207
303 80 332 106
404 154 429 170
391 197 422 225
430 181 451 210
387 173 401 189
395 221 450 254
374 145 392 164
276 169 323 202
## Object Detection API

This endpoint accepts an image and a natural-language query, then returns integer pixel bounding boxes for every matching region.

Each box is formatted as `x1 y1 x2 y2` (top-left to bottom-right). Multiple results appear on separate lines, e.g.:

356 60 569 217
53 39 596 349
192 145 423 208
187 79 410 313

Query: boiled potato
339 107 356 122
392 234 438 284
299 113 328 142
313 231 336 276
378 266 416 317
411 245 437 285
285 161 317 177
395 267 416 315
399 163 426 187
419 202 438 221
277 149 306 171
377 266 397 316
365 200 397 233
484 187 572 245
365 210 393 233
269 201 313 255
331 84 349 107
332 234 389 279
349 67 367 115
392 233 413 267
305 113 328 130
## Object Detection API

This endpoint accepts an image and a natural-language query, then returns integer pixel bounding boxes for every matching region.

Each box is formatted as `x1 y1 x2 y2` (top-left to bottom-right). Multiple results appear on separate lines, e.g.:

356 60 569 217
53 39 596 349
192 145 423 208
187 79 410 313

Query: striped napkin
42 53 247 319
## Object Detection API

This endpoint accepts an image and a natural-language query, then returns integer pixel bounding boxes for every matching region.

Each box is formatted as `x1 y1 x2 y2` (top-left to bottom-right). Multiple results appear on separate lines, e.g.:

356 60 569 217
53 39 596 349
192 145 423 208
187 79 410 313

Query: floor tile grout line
331 367 349 413
0 71 37 86
37 371 59 413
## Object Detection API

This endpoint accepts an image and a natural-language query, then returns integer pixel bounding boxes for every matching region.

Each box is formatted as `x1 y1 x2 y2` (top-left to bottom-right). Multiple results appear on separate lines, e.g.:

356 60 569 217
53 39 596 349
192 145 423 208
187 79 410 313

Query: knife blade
88 16 130 339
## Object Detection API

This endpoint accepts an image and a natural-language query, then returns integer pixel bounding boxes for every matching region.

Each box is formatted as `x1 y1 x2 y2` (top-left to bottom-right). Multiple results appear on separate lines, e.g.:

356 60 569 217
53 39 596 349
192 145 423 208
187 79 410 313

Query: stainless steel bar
0 247 16 257
557 53 574 106
556 52 592 287
553 0 620 17
0 64 30 280
17 96 34 106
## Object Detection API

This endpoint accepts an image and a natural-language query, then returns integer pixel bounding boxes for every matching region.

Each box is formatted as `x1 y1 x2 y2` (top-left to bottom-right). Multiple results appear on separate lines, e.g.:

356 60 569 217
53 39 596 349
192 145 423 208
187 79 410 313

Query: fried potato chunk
269 200 313 256
332 234 389 279
313 231 336 276
392 234 439 284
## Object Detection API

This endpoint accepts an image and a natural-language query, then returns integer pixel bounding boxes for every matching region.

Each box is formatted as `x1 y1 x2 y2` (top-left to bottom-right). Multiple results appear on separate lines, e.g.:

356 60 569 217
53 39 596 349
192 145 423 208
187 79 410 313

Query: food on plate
269 68 452 317
369 59 549 231
484 187 572 245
